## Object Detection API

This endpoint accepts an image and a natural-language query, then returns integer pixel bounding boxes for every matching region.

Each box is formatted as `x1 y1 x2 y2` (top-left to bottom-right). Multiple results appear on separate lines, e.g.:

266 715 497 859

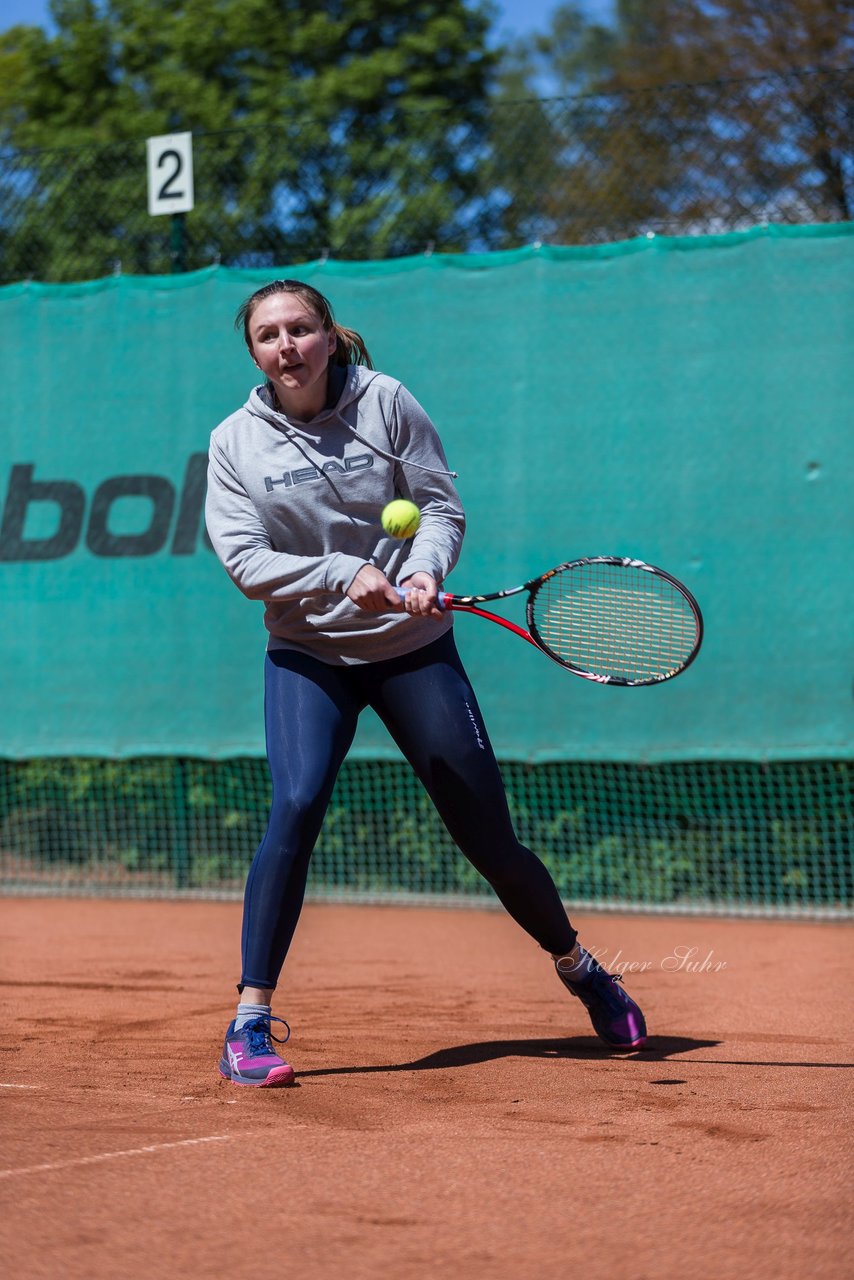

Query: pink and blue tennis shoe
219 1014 295 1087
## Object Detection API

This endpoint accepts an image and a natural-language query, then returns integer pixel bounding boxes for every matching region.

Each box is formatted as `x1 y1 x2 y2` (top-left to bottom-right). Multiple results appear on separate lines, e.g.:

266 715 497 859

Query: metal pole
170 211 187 272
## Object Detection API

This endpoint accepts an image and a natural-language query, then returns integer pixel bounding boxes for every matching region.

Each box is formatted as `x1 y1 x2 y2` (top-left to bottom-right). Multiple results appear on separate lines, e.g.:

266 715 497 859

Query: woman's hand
399 572 444 620
347 564 403 612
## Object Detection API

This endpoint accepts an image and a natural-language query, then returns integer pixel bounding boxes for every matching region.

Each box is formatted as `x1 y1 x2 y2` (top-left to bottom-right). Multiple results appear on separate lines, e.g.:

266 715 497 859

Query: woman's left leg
364 632 647 1049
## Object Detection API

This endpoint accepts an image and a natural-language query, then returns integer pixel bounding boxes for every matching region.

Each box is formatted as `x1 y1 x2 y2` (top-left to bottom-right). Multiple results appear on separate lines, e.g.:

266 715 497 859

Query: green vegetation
0 2 850 278
1 756 850 909
0 0 496 276
491 0 853 245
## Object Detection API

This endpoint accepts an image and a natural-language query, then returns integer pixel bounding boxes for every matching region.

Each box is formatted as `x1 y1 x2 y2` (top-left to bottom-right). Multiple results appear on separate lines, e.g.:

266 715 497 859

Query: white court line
0 1083 38 1089
0 1134 232 1179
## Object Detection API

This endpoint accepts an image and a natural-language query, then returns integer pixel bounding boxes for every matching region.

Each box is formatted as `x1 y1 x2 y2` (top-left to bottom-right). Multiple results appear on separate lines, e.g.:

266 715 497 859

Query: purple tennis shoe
555 949 647 1050
219 1014 295 1087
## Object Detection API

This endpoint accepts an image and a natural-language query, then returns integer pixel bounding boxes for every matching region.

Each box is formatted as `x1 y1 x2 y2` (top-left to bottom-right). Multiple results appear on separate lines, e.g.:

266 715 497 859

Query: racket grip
395 587 448 610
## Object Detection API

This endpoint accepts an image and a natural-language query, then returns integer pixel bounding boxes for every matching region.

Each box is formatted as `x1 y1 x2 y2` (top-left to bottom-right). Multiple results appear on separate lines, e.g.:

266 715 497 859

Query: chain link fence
2 759 850 916
1 67 851 283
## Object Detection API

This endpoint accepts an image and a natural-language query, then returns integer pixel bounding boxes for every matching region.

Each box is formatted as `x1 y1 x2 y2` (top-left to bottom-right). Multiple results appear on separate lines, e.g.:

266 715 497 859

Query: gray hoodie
205 365 465 664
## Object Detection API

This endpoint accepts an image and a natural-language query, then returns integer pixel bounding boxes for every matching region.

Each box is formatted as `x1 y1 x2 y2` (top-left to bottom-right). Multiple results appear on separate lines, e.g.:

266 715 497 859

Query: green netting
1 757 849 917
3 227 854 762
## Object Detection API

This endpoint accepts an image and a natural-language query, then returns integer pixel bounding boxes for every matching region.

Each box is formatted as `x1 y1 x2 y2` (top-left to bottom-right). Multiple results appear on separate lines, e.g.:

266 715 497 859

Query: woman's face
248 292 337 416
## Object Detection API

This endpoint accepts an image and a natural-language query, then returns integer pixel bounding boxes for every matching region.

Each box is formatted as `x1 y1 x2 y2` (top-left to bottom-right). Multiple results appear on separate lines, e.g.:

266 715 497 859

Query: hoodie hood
246 364 380 435
245 366 457 478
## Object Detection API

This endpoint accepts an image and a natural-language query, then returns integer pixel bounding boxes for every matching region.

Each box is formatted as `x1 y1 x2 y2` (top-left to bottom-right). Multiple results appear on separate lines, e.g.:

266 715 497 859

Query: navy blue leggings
240 630 576 990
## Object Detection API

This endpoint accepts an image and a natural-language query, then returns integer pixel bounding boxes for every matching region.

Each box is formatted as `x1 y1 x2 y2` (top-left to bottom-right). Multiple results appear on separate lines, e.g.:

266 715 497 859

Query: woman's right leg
239 649 360 993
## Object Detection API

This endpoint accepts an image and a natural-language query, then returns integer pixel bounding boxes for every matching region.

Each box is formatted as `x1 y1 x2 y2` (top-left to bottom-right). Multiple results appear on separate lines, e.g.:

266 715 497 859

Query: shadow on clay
295 1034 719 1078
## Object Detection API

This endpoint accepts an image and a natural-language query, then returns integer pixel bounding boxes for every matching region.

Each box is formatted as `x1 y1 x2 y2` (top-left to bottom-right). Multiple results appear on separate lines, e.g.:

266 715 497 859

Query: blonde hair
234 279 374 369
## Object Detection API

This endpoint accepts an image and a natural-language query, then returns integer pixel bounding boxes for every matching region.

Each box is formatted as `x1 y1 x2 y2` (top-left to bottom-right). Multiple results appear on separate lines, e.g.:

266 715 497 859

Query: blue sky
0 1 616 41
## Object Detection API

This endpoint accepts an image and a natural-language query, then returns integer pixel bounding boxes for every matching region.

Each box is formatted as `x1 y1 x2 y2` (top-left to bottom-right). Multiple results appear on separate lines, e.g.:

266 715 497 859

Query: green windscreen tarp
2 225 852 761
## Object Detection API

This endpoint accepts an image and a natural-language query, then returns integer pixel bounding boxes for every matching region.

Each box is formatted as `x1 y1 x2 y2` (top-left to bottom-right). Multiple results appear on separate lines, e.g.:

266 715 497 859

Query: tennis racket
398 556 703 686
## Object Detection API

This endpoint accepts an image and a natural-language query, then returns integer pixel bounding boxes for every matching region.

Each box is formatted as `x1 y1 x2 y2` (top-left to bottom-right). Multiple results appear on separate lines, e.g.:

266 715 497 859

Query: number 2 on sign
146 133 194 216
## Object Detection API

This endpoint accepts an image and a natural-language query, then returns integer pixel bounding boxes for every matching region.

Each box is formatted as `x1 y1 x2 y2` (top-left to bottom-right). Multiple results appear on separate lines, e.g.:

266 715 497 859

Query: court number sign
146 132 194 216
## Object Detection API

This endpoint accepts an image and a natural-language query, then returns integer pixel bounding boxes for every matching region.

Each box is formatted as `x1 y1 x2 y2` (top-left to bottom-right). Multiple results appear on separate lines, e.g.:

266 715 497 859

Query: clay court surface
1 898 851 1279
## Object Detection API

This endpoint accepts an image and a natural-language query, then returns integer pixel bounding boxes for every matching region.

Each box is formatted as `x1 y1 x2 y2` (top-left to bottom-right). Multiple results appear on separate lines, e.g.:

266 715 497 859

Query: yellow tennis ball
381 499 421 539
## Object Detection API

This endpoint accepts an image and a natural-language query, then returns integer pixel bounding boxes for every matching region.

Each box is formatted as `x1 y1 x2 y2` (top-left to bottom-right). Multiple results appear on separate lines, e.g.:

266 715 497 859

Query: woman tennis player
205 279 647 1086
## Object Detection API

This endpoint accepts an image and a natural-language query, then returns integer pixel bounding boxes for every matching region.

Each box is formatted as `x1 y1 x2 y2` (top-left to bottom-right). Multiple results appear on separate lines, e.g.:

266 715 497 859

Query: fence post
170 212 187 273
172 758 191 889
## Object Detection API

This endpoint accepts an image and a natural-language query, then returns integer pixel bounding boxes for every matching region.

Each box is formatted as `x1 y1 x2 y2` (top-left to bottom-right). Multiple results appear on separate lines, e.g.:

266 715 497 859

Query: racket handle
395 587 448 610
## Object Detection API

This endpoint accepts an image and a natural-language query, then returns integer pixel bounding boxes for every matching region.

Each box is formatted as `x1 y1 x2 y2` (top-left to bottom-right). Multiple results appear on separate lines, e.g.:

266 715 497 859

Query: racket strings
531 565 698 681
